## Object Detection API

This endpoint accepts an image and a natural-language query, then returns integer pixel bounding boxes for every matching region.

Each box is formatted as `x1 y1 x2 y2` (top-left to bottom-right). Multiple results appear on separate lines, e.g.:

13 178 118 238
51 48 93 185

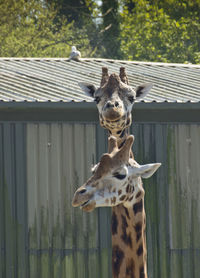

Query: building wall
132 123 200 278
0 121 200 278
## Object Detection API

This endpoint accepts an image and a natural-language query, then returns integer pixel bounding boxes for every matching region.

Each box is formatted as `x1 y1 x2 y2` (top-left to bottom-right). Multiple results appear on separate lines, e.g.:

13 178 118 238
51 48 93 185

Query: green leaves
0 0 91 57
120 0 200 63
0 0 199 63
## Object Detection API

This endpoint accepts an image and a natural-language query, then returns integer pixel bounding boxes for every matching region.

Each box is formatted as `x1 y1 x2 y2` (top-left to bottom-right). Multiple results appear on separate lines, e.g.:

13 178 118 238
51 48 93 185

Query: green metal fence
0 121 200 278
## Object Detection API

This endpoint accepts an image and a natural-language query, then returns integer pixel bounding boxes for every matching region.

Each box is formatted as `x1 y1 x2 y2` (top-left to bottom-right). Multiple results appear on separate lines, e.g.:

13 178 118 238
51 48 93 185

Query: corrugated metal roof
0 57 199 103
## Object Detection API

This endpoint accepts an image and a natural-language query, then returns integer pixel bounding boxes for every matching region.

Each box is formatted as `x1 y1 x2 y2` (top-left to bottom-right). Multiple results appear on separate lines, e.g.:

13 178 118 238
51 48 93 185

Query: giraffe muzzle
102 108 124 121
72 187 96 212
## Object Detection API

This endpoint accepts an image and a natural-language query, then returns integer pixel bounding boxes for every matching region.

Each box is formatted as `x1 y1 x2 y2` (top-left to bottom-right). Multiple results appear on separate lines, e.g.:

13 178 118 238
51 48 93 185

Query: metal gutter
0 101 199 123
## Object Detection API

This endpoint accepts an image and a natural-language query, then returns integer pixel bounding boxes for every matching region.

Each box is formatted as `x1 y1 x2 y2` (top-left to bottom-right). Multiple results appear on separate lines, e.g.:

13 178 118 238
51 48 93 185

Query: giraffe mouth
80 199 96 212
80 200 90 208
102 110 125 121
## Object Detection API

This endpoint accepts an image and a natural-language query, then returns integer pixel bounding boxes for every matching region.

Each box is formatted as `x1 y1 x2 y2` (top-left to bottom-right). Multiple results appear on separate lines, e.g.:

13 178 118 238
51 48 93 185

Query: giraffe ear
135 83 153 100
78 82 96 97
132 163 161 178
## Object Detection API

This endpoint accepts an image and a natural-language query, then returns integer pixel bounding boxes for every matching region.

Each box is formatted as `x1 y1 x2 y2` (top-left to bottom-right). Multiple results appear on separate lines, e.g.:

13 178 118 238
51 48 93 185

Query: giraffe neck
109 127 129 149
101 113 147 277
108 126 134 162
112 194 147 278
107 124 135 155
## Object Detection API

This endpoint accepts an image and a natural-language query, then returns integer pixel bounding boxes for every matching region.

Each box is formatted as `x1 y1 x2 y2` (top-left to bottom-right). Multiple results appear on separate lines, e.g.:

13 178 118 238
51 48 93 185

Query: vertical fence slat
4 124 17 278
15 123 28 278
0 125 5 278
37 124 51 278
27 124 39 278
62 124 76 278
155 124 170 278
73 124 86 278
48 124 63 278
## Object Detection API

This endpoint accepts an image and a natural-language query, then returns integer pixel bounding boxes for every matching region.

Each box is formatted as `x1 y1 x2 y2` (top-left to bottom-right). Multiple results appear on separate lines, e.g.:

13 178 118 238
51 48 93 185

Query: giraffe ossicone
72 135 161 212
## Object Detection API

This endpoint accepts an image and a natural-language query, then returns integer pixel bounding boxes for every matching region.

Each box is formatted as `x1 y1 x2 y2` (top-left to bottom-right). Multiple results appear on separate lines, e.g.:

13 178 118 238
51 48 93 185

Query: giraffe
79 66 153 277
72 135 161 278
79 67 152 148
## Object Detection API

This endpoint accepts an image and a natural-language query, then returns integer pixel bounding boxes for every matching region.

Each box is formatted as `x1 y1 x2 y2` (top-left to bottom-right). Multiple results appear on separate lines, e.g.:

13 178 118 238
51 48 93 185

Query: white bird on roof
69 46 81 61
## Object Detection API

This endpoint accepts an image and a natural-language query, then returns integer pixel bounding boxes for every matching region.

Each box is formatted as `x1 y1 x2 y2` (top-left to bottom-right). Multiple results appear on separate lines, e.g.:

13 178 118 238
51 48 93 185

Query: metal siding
25 122 200 278
0 124 6 278
1 121 200 278
15 123 28 278
0 123 28 278
131 123 200 278
168 124 200 278
26 123 111 278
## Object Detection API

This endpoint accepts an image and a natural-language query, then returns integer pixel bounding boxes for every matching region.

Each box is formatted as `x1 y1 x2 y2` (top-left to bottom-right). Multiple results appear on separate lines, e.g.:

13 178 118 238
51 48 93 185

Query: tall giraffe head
72 135 161 212
79 67 152 137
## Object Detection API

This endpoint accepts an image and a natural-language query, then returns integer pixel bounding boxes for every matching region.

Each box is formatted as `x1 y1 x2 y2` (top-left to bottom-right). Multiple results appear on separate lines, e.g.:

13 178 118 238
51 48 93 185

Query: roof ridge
0 57 199 68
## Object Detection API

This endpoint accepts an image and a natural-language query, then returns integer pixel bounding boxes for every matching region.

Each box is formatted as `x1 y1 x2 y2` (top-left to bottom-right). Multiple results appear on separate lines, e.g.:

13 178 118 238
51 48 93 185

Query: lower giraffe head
72 136 161 212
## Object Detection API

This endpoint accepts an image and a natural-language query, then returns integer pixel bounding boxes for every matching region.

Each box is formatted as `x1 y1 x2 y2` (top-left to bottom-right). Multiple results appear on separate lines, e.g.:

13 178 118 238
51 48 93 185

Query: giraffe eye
94 97 101 104
128 95 134 103
113 173 126 180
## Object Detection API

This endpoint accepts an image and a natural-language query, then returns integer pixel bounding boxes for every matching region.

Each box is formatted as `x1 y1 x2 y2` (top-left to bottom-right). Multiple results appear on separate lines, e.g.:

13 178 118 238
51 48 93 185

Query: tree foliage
0 0 91 57
0 0 200 64
46 0 92 28
120 0 200 63
101 0 122 58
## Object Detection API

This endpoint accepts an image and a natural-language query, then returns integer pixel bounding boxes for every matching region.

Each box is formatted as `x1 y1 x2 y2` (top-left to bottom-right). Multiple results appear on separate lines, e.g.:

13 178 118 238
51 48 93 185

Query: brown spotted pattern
126 258 135 278
100 113 132 137
112 200 148 278
121 215 132 248
133 199 143 215
112 245 125 277
112 211 118 235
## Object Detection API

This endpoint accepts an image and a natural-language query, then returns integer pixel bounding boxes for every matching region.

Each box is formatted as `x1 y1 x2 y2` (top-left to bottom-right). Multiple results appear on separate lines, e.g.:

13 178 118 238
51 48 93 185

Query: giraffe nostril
106 102 114 109
79 189 87 194
115 101 119 107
